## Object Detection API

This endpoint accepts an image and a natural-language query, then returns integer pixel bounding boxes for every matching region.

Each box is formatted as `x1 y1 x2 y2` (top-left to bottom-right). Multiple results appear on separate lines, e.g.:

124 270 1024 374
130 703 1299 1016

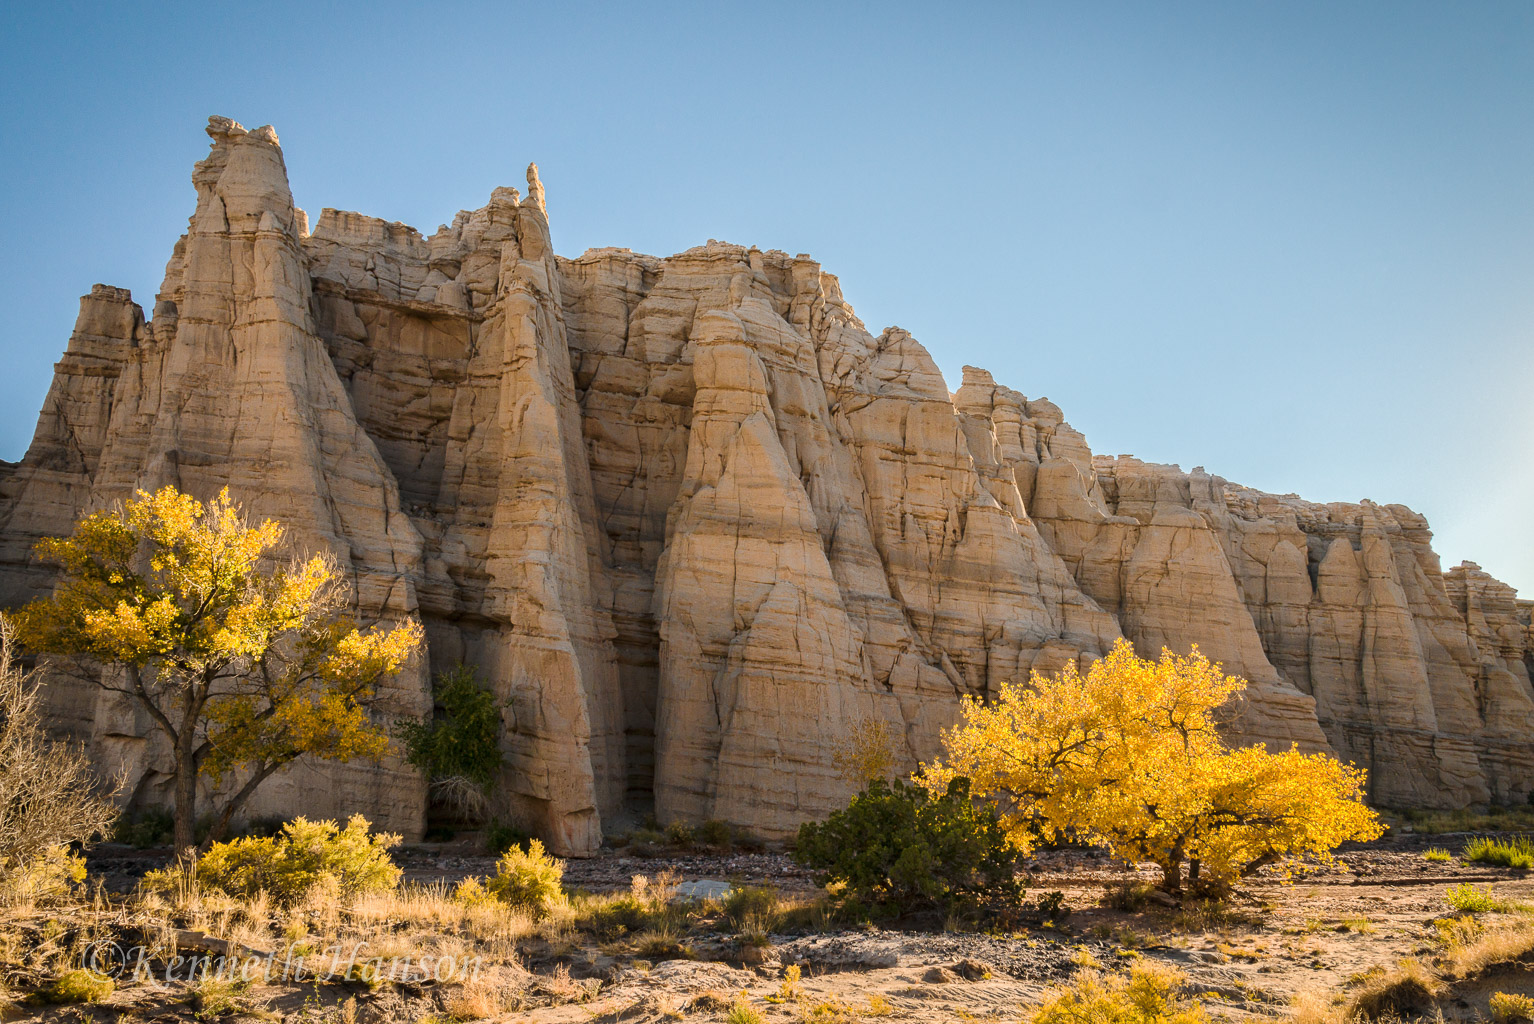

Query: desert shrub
1493 992 1534 1022
484 819 531 856
484 838 565 917
1343 958 1444 1020
665 820 694 847
1447 883 1505 913
1464 836 1534 869
832 717 898 787
799 999 860 1024
396 666 504 821
1422 847 1452 863
1036 890 1070 923
697 819 732 847
42 969 113 1004
794 777 1021 910
922 640 1383 895
0 616 117 891
633 926 693 960
581 893 651 937
450 875 494 907
726 999 766 1024
176 814 401 905
1440 917 1534 979
113 809 175 848
1027 963 1205 1024
191 976 257 1016
0 846 86 907
724 885 781 933
576 872 681 937
1103 881 1157 912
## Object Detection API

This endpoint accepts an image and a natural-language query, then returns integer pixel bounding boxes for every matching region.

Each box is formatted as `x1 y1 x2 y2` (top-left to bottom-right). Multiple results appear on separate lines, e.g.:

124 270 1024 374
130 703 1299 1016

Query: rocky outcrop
1 118 1528 853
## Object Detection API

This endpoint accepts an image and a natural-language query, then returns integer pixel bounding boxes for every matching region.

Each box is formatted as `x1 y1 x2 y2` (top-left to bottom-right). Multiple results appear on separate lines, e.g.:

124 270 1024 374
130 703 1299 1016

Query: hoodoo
2 117 1529 854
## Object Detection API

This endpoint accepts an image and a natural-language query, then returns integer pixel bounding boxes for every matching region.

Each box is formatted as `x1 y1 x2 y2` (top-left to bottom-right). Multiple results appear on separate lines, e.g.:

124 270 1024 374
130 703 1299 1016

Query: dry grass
1289 987 1347 1024
1440 914 1534 978
1342 957 1445 1020
442 965 531 1019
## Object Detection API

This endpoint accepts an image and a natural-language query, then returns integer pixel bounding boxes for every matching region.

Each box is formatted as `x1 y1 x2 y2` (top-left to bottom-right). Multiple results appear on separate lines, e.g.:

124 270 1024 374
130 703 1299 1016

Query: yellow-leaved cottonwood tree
919 639 1383 895
14 486 423 854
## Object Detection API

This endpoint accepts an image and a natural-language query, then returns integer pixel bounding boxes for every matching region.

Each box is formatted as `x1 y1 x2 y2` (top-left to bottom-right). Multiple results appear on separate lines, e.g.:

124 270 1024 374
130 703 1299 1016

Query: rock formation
1 117 1528 853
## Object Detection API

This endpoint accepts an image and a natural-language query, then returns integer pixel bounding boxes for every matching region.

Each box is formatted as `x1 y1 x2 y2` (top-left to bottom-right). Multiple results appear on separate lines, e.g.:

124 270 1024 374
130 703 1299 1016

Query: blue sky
2 2 1530 594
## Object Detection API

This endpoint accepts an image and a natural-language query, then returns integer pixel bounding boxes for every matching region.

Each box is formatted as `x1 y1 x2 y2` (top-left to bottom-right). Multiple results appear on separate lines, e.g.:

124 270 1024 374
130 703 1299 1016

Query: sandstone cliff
1 118 1528 853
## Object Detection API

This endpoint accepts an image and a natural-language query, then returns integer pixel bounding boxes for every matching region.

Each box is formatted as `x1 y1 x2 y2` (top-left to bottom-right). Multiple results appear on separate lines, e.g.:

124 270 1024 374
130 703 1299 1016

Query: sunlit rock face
2 117 1528 854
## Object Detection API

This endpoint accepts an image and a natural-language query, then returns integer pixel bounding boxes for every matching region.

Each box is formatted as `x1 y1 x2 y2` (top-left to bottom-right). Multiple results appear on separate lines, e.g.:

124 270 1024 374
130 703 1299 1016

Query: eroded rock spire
526 162 545 212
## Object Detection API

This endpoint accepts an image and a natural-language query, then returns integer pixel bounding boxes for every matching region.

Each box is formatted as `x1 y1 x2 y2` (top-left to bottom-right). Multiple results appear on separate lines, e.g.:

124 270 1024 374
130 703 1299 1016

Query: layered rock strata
1 118 1528 853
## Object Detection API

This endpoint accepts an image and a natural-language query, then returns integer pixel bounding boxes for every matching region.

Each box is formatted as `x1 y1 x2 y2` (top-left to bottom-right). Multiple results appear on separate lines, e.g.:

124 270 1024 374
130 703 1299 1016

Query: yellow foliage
14 486 422 847
919 640 1382 894
1492 992 1534 1023
1027 963 1206 1024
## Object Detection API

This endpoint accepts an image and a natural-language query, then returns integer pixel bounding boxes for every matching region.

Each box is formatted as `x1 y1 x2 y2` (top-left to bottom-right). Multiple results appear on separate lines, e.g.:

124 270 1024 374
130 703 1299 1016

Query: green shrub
191 976 256 1016
580 893 651 937
1036 890 1070 923
724 884 780 939
726 998 766 1024
185 815 401 905
484 838 565 917
1423 847 1452 863
450 876 494 907
1464 836 1534 869
1492 991 1534 1023
633 927 693 960
697 819 732 847
665 820 694 847
395 666 504 817
1103 881 1155 912
1446 882 1505 913
794 777 1021 911
42 969 113 1004
113 809 175 848
485 819 531 856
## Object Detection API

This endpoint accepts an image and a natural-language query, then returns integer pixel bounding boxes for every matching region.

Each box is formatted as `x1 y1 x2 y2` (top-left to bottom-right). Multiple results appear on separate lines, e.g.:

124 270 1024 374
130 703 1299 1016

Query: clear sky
2 2 1530 594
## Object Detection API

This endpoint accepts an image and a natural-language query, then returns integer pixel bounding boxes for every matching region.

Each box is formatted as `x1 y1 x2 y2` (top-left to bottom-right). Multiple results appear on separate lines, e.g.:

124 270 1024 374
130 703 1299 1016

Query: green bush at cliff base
793 777 1021 912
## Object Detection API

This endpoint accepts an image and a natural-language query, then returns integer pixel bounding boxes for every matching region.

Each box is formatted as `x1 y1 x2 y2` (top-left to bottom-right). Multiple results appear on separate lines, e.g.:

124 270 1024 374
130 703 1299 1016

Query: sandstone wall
1 118 1528 853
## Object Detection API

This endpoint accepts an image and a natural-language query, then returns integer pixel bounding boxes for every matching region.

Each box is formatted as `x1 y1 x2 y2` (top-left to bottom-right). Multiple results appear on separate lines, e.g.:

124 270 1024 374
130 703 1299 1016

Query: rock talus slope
1 118 1529 853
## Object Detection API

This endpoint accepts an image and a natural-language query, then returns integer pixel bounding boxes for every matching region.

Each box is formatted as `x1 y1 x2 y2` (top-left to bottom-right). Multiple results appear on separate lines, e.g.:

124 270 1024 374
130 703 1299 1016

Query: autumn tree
14 486 423 854
919 640 1382 896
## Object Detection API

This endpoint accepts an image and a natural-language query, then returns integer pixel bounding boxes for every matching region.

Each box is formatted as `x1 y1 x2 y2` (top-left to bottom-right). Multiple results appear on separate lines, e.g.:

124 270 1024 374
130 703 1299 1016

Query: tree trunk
1240 850 1279 879
1157 856 1183 895
200 761 283 850
1158 840 1187 895
172 739 198 859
